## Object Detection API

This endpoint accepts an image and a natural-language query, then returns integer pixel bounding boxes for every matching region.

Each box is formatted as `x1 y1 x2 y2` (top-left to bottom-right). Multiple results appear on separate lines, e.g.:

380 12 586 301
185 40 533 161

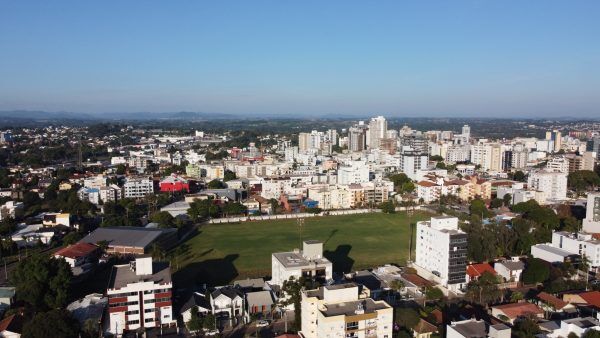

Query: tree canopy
22 309 80 338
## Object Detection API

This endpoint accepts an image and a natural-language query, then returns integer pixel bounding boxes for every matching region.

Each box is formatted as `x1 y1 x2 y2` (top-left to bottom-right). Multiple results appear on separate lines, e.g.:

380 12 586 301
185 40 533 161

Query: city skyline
1 1 599 117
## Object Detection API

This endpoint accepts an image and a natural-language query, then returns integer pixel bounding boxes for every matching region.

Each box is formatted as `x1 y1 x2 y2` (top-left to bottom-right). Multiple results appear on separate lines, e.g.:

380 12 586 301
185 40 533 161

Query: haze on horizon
0 1 599 118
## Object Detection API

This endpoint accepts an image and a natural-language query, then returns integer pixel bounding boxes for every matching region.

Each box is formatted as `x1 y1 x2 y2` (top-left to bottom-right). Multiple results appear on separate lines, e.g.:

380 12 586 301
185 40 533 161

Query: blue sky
0 1 599 117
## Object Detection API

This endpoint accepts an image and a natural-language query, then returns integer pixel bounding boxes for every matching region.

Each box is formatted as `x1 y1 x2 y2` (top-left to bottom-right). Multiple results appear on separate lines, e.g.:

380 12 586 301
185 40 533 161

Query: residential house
491 302 544 324
494 259 525 283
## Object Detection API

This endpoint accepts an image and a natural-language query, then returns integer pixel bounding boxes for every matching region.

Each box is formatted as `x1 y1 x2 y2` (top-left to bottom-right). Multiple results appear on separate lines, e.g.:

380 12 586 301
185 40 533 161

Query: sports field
172 211 430 287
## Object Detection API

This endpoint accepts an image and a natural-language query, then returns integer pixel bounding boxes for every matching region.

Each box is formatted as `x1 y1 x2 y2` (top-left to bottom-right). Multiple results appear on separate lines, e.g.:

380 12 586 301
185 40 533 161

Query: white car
256 320 270 327
205 329 220 336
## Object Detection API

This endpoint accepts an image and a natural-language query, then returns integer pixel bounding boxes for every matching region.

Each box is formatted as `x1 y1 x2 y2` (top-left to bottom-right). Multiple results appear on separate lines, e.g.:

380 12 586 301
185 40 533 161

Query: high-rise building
592 135 600 161
348 125 367 152
546 129 563 153
415 216 467 292
107 257 175 335
583 192 600 233
527 170 568 202
462 125 471 139
368 116 387 149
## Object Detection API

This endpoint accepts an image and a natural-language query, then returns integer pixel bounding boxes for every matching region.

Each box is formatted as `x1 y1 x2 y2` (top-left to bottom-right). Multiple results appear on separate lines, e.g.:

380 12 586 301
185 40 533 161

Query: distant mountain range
0 110 236 122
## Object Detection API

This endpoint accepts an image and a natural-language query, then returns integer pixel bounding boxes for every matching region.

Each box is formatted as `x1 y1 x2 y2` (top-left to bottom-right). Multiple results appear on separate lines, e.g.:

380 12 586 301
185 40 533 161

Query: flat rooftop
533 244 574 257
321 298 389 317
80 226 175 249
273 251 331 269
108 262 171 290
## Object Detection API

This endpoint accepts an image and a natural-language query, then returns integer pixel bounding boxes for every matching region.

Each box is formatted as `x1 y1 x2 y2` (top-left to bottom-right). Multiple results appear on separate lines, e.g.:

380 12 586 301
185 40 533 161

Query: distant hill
0 110 237 122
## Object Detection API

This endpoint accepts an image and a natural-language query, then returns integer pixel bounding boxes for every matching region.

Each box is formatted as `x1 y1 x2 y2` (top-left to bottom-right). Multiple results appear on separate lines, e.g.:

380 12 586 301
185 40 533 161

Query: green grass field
172 211 430 287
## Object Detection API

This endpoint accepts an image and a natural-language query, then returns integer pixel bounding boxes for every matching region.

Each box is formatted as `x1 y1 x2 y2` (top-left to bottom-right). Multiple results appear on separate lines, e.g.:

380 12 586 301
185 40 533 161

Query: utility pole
297 218 304 248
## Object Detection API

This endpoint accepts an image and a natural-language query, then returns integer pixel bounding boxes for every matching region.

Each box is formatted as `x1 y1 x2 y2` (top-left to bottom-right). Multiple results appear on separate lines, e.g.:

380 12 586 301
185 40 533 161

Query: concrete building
271 240 333 287
300 283 393 338
106 257 174 335
552 231 600 270
368 116 387 150
446 319 511 338
527 170 568 202
583 192 600 233
415 216 467 292
123 177 154 198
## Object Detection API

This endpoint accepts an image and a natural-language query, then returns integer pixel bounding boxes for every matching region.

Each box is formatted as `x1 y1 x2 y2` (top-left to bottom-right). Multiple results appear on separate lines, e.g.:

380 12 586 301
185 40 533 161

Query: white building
0 201 24 221
106 257 174 335
271 240 333 287
531 243 575 264
546 317 600 338
583 192 600 233
447 319 511 338
527 170 568 202
552 231 600 270
415 216 467 292
338 163 370 185
300 283 393 338
123 177 154 198
368 116 387 150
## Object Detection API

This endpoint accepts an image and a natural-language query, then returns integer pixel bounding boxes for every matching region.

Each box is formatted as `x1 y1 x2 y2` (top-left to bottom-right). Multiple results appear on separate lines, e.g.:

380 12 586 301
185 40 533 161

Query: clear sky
1 1 599 117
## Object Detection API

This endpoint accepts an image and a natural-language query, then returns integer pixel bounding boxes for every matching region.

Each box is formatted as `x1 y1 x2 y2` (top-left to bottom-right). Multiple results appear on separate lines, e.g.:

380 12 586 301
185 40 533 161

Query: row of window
144 297 171 304
109 301 138 308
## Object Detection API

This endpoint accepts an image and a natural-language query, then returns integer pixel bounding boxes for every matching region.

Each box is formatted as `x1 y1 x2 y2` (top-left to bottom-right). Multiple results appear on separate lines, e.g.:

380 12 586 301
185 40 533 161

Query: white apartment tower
300 283 393 338
368 116 387 150
527 170 568 202
583 192 600 233
415 216 467 292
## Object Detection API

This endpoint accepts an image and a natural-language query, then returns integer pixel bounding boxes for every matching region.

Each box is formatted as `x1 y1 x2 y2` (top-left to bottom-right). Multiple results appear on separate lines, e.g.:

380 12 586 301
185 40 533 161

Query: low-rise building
494 258 525 283
123 177 154 198
80 227 177 255
271 240 333 287
54 242 99 268
491 302 544 324
446 319 511 338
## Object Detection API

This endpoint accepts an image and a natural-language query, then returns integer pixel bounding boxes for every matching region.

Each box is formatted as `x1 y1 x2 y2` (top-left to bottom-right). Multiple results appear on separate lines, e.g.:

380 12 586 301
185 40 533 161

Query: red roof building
54 242 99 268
159 174 189 193
466 263 497 283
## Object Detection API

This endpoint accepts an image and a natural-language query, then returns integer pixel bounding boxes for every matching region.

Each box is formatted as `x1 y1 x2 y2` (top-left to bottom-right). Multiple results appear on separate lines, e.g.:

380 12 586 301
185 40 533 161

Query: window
144 308 155 313
126 320 139 325
346 321 358 330
144 318 154 323
125 310 139 315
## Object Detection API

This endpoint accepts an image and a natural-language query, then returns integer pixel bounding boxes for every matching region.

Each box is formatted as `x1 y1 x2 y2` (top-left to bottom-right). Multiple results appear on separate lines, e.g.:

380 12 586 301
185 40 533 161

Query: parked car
205 329 220 336
256 320 270 327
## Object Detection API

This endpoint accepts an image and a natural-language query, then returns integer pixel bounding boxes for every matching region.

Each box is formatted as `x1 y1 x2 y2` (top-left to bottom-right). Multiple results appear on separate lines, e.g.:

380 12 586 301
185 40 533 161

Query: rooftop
272 251 331 269
80 226 175 249
321 298 390 317
55 242 98 259
108 261 171 290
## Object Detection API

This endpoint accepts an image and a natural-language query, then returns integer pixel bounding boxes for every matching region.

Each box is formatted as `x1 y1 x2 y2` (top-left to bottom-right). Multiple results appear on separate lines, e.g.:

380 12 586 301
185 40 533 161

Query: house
494 259 525 282
563 291 600 309
10 223 55 247
536 292 576 313
271 240 333 287
42 212 72 228
180 292 211 323
446 319 511 338
66 293 107 329
0 314 24 338
246 290 274 318
531 243 578 264
0 287 15 315
106 257 175 335
234 278 266 292
491 302 544 324
466 263 497 283
209 287 244 325
547 317 600 338
0 201 24 221
54 242 99 268
413 319 438 338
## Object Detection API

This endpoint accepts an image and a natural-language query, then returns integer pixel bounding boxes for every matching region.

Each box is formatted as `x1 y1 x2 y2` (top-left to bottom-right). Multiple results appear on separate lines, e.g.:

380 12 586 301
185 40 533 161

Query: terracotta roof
55 242 98 259
579 291 600 308
492 302 543 319
417 181 439 187
401 273 434 288
537 292 568 310
466 263 497 278
413 319 438 334
0 314 24 334
430 309 443 324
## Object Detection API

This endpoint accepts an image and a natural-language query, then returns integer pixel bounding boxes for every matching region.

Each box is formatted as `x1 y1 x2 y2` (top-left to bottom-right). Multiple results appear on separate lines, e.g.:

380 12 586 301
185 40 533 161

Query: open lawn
172 211 431 288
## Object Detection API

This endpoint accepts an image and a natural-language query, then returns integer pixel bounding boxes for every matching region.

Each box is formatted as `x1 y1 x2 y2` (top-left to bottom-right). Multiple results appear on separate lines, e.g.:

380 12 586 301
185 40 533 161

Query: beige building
300 283 393 338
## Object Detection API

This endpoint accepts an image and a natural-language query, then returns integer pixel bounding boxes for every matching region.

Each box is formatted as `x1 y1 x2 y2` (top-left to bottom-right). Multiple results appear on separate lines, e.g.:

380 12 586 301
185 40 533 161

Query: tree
513 170 526 182
82 318 99 338
469 198 492 218
425 287 443 301
116 164 126 175
222 202 247 217
510 291 524 302
223 169 237 182
187 306 203 333
465 271 502 306
280 277 303 331
380 200 396 214
583 330 600 338
568 170 600 194
150 211 175 228
522 258 550 285
10 254 72 310
22 309 80 338
503 193 512 206
202 313 217 331
207 179 225 189
430 155 444 162
489 198 503 209
512 315 540 338
62 231 82 245
394 307 420 330
188 198 219 221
